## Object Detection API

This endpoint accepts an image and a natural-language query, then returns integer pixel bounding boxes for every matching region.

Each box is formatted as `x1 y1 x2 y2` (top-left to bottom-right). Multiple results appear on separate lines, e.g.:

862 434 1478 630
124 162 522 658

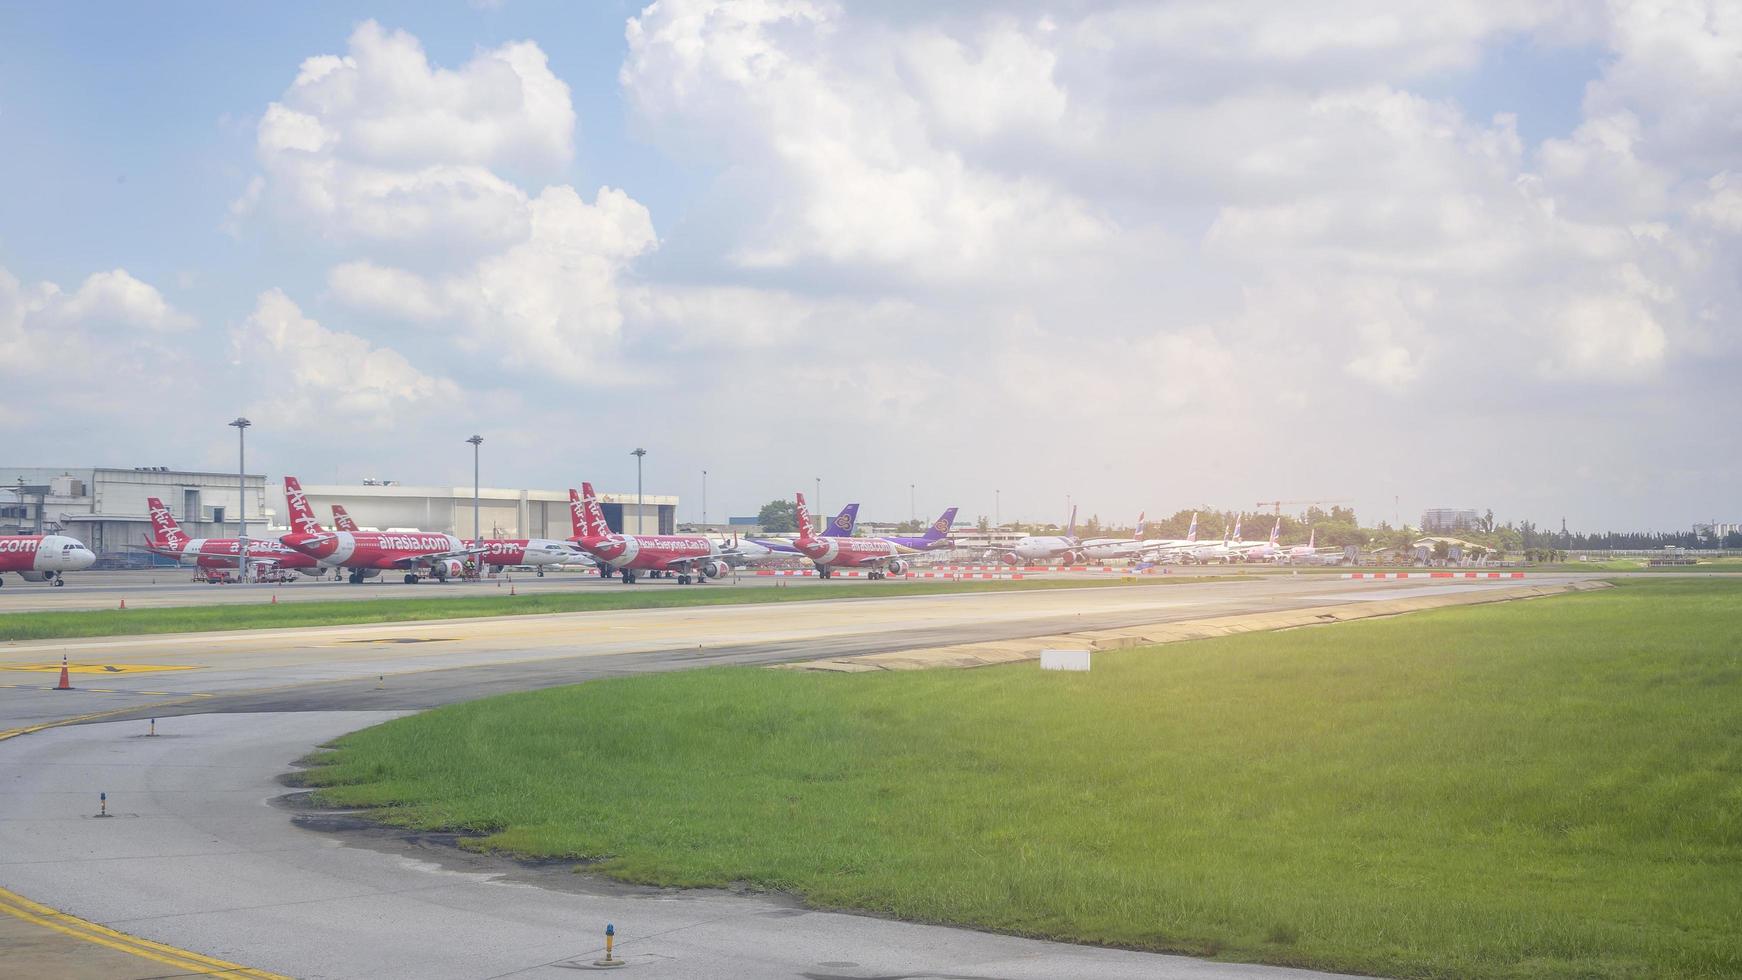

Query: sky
2 1 1738 530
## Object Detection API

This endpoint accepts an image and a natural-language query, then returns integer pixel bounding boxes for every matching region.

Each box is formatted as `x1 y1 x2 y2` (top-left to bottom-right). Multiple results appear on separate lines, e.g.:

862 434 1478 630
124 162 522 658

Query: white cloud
0 265 198 433
329 186 657 379
238 20 573 249
0 266 194 371
1542 292 1667 380
621 0 1111 281
1693 171 1742 232
233 289 459 425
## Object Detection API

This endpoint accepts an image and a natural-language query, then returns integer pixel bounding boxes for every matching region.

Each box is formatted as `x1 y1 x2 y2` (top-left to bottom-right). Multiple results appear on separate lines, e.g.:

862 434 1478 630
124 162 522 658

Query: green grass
1533 558 1742 572
304 579 1742 980
0 577 1219 641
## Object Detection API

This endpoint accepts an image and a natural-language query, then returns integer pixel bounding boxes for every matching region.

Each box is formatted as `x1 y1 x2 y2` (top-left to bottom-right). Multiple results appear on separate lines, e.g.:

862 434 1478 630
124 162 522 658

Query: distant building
1420 507 1480 533
1695 521 1742 540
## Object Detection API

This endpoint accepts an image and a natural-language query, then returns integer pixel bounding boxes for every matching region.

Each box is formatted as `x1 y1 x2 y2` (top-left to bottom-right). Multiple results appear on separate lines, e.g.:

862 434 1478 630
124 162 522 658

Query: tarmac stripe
0 885 289 979
0 696 209 742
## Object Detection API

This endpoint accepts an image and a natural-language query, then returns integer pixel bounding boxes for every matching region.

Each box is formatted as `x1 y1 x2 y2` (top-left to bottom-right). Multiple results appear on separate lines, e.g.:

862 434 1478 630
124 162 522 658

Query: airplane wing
654 550 740 570
388 546 492 568
134 540 285 567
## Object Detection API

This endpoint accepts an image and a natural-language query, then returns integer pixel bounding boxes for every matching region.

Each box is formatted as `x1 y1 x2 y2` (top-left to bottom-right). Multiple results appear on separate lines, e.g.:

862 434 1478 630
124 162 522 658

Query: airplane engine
1061 549 1087 565
296 568 326 578
18 570 54 583
699 559 730 579
433 559 465 580
1002 551 1023 565
885 558 909 576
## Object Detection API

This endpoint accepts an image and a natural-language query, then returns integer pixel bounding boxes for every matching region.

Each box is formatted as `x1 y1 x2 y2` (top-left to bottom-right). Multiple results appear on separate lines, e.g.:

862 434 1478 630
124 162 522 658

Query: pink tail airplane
567 483 730 584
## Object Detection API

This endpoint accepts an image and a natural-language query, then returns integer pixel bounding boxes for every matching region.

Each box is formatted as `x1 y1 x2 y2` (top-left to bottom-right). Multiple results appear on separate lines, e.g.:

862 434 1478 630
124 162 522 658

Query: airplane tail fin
283 477 323 536
1187 512 1198 543
578 483 612 538
823 503 859 537
145 497 189 549
795 492 815 542
1270 519 1280 545
1308 527 1315 550
1232 516 1243 543
924 507 958 541
1134 511 1147 538
331 504 359 533
1065 504 1077 540
567 489 587 538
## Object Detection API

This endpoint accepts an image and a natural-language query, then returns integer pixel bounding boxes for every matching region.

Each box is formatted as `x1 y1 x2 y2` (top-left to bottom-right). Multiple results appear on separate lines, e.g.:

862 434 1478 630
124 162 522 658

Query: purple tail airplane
756 503 859 554
881 508 959 552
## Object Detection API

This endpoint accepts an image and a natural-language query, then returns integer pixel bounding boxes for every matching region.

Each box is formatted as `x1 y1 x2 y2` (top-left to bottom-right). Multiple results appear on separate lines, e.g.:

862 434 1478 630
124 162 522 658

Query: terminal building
0 466 675 562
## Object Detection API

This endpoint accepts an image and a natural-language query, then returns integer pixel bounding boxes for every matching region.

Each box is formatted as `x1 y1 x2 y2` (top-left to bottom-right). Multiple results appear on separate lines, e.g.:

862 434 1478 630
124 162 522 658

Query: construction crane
1255 499 1353 517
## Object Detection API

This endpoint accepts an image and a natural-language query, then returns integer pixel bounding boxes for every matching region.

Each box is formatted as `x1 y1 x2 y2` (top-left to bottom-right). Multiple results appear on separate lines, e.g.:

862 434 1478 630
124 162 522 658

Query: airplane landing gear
52 574 65 587
816 566 832 580
348 570 365 584
678 573 691 584
620 569 636 584
404 573 418 584
536 568 545 577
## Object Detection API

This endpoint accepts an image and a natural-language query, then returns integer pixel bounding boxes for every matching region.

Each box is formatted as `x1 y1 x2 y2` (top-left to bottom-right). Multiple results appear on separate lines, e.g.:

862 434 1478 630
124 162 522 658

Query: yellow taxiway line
0 885 290 979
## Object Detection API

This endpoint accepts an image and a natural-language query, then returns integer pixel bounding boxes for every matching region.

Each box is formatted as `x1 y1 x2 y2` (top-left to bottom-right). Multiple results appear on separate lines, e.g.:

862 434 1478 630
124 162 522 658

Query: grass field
0 576 1217 641
303 578 1742 979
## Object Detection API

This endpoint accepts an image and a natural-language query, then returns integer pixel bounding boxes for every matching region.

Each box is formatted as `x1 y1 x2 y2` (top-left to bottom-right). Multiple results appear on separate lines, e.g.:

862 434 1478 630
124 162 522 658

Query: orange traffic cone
118 598 126 610
271 594 278 605
55 654 73 691
510 580 517 596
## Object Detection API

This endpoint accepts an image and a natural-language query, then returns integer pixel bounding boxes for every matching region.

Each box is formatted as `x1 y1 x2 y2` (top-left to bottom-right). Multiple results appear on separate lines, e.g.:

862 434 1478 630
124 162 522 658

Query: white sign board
1039 649 1091 672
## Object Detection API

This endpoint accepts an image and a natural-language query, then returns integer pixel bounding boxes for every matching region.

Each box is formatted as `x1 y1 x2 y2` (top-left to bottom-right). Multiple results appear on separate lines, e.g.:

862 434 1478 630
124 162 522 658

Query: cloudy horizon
2 2 1737 531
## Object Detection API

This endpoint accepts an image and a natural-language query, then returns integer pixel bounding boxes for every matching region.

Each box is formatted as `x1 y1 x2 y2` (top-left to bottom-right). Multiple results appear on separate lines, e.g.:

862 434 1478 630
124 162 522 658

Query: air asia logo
834 514 852 530
286 485 321 534
377 534 450 551
0 538 41 554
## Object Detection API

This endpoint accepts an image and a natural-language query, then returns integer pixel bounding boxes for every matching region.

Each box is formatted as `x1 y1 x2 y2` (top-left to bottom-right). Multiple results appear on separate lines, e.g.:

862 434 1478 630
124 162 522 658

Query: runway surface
0 566 866 612
0 574 1592 979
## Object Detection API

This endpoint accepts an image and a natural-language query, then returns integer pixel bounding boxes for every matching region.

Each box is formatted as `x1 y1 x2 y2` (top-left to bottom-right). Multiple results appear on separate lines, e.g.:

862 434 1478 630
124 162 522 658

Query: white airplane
1231 519 1282 562
1183 517 1245 563
1001 506 1087 565
1128 512 1206 564
1082 512 1152 561
1282 527 1324 563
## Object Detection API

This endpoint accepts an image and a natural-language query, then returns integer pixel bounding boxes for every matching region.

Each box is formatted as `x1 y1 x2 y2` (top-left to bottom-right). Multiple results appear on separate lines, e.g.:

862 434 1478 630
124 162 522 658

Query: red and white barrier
1345 571 1525 580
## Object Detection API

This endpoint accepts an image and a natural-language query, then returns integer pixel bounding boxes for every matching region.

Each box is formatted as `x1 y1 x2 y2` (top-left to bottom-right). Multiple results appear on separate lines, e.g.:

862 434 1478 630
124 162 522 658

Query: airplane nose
71 548 96 570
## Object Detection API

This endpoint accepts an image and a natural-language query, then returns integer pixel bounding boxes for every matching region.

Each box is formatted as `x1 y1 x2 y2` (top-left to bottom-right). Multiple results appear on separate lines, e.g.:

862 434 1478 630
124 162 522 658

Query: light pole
228 418 250 584
814 476 821 531
466 435 483 545
910 483 915 525
701 469 708 527
994 489 1000 529
632 448 647 534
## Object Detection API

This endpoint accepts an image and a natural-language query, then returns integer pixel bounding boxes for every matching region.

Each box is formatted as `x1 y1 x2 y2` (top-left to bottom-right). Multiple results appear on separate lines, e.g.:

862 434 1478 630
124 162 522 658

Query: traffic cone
271 594 278 605
510 580 517 596
55 654 72 691
119 598 126 610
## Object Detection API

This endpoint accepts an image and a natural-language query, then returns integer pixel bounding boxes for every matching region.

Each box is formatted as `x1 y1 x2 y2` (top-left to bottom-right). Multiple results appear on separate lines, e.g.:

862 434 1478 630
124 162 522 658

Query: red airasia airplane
334 502 588 577
0 534 95 587
143 497 324 579
278 477 485 584
568 483 730 584
793 492 910 580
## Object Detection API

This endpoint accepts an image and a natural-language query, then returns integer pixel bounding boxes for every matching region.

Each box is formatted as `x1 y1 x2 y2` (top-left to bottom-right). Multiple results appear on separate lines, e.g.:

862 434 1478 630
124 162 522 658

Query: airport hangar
0 466 676 561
